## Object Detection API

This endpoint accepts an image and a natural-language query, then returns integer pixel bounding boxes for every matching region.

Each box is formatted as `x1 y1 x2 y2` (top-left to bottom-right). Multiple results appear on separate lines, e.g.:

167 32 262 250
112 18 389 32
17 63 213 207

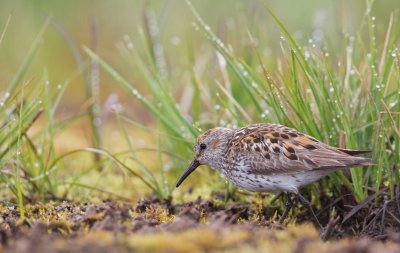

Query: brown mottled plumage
176 123 372 228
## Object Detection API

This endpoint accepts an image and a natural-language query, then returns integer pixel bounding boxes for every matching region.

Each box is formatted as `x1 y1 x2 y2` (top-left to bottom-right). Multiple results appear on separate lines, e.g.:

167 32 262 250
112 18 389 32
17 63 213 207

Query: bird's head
176 127 234 187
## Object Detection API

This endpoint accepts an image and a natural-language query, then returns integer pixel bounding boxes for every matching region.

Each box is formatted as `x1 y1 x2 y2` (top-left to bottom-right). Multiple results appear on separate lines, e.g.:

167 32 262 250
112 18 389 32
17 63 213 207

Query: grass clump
0 17 158 212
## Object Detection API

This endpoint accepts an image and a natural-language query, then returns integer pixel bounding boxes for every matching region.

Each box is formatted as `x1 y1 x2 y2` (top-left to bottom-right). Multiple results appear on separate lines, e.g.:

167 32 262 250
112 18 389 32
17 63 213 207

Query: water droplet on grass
170 36 181 46
304 50 310 59
347 47 353 54
192 22 199 31
163 162 172 172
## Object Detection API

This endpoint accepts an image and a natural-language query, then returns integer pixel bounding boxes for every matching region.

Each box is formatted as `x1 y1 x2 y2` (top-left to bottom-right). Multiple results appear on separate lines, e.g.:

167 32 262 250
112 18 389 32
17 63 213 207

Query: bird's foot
278 192 293 224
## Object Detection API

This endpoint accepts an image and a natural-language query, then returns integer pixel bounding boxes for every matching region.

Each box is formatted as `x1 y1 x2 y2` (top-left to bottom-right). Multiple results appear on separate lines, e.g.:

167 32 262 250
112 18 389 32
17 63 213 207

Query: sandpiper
176 123 371 228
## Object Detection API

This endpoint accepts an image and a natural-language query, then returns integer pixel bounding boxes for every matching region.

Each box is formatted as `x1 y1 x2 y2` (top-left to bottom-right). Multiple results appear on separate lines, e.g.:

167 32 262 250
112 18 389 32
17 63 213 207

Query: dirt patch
0 192 399 253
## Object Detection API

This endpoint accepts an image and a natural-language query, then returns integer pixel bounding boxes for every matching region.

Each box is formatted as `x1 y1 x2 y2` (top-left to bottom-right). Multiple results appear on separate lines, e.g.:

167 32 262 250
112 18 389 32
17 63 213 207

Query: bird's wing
230 123 370 175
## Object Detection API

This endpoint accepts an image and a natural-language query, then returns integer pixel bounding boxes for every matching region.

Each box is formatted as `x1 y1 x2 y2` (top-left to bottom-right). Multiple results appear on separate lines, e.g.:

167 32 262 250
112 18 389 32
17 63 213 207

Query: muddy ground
1 191 400 253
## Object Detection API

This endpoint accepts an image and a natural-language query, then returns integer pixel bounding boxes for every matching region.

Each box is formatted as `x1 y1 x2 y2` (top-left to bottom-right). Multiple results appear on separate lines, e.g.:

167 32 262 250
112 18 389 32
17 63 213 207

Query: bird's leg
279 192 293 224
296 193 323 230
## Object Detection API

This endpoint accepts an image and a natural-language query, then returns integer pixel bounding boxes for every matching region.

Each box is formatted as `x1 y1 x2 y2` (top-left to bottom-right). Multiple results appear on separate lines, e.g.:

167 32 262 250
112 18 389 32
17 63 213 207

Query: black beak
176 159 200 188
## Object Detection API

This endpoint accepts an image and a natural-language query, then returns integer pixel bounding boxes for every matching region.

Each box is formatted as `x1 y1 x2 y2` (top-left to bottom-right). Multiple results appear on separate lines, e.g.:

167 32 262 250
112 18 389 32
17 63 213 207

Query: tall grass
0 17 175 214
86 1 399 202
49 16 103 165
0 17 47 218
0 17 157 211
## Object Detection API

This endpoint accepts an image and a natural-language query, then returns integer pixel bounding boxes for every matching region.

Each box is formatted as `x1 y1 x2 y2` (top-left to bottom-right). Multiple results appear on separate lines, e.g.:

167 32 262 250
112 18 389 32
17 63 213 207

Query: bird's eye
200 143 207 150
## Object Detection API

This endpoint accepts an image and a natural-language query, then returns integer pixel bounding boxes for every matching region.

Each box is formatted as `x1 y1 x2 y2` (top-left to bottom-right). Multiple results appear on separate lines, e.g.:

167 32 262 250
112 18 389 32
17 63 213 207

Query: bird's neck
208 129 234 170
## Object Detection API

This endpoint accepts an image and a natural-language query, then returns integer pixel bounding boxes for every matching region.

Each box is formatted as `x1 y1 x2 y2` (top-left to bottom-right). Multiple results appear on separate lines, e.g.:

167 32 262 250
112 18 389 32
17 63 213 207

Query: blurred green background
1 0 398 109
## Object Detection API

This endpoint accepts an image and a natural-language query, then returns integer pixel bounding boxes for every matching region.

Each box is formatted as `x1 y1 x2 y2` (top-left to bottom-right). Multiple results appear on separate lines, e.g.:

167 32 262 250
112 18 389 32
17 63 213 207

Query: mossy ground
1 193 399 253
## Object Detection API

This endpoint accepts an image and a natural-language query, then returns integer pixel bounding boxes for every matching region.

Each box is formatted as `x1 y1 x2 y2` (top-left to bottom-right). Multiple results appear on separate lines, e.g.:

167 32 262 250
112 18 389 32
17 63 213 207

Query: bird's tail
337 148 373 166
337 148 371 156
356 157 374 166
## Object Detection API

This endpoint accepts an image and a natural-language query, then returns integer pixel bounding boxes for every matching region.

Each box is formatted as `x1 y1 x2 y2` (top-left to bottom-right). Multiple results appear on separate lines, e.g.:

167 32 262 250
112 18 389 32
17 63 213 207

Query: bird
175 123 372 228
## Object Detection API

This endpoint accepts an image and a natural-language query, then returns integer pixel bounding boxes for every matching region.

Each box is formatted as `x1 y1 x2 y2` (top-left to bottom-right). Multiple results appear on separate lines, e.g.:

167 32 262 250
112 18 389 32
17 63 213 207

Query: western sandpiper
176 123 371 228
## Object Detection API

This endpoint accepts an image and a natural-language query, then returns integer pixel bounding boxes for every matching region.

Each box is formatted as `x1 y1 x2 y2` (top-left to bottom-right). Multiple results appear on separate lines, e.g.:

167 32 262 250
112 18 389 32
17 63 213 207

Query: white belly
223 170 327 193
